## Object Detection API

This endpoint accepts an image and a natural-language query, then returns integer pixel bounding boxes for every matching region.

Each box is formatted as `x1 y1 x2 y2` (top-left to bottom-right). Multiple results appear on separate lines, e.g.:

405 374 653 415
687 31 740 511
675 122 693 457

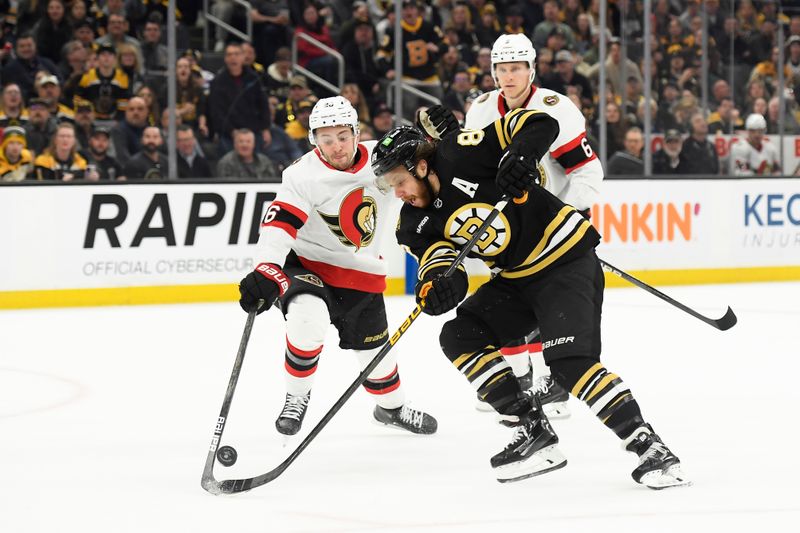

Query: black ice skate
491 397 567 483
624 424 691 490
530 375 571 419
373 405 438 435
275 392 311 436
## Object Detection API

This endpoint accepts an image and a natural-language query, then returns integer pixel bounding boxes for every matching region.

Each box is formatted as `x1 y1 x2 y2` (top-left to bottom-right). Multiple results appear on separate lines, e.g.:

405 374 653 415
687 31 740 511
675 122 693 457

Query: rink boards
1 178 798 308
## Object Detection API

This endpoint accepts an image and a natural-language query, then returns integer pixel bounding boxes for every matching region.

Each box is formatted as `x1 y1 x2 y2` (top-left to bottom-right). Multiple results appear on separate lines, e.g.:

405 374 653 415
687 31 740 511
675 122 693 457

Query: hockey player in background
371 117 688 488
461 33 603 417
730 113 781 176
238 96 437 437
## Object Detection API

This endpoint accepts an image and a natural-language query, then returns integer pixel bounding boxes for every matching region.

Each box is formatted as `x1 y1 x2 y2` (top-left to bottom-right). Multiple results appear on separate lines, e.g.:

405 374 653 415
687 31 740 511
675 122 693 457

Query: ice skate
373 405 438 435
475 367 534 412
491 397 567 483
275 392 311 436
624 425 691 490
530 375 571 419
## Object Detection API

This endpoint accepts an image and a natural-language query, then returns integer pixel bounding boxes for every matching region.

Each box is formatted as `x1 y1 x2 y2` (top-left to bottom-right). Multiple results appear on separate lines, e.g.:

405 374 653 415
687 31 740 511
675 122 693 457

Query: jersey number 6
262 204 281 224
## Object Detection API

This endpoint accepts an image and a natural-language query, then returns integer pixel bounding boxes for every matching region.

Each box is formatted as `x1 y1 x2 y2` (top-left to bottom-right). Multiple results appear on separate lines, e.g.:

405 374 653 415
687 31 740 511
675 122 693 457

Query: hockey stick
599 259 737 331
201 306 259 495
201 196 511 495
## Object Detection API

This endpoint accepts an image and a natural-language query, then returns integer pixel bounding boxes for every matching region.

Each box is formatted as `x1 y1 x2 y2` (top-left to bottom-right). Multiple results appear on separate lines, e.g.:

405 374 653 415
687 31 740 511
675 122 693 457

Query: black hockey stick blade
202 197 512 494
599 259 738 331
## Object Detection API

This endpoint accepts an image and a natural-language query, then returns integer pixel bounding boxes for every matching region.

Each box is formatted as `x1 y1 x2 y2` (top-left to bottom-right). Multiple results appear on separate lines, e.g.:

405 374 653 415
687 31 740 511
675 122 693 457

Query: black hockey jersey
396 109 601 281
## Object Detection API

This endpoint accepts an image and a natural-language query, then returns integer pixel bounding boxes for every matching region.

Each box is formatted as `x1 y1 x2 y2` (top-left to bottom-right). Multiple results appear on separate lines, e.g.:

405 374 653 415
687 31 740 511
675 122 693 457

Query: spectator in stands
95 13 143 63
207 42 272 154
263 121 302 173
266 47 292 100
573 13 594 55
137 85 161 127
0 126 34 181
284 98 314 153
438 45 470 94
477 71 495 93
118 42 145 95
58 40 89 90
0 83 29 128
655 81 681 131
123 126 168 179
35 74 75 124
34 122 90 180
679 112 719 175
336 1 372 49
24 98 57 155
532 0 576 51
1 33 61 99
443 69 474 121
766 95 800 134
176 125 213 179
216 128 278 179
294 3 339 93
342 20 382 105
444 3 480 65
542 50 594 110
72 18 96 47
377 0 445 119
33 0 72 64
74 101 95 151
607 126 644 176
707 97 743 134
652 129 685 174
710 79 731 110
787 36 800 85
141 18 168 74
594 100 627 160
241 40 268 82
341 83 372 127
250 0 290 66
85 126 124 180
75 43 132 121
588 38 642 96
67 0 89 27
751 97 768 118
371 101 394 138
274 75 316 127
501 4 527 35
175 57 208 139
111 95 149 165
476 4 501 47
748 18 778 68
182 49 214 91
534 47 555 85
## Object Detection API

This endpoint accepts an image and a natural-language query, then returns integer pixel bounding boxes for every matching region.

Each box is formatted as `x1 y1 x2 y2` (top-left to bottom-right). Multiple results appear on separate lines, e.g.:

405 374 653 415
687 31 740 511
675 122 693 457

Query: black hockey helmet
371 126 427 177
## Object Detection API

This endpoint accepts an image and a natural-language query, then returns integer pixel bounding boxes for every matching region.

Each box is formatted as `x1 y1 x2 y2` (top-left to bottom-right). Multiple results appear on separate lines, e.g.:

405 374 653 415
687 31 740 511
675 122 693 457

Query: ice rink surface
2 281 799 533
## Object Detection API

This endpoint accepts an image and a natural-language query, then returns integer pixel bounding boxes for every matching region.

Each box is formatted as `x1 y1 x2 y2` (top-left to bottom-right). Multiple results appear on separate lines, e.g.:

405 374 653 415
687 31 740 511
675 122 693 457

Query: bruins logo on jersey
319 188 378 250
445 203 510 256
543 95 559 106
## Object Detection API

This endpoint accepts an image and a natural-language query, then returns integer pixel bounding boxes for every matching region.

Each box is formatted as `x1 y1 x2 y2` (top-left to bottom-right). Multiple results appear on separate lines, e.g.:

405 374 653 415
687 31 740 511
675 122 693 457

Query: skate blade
641 464 692 490
495 445 568 483
543 401 571 419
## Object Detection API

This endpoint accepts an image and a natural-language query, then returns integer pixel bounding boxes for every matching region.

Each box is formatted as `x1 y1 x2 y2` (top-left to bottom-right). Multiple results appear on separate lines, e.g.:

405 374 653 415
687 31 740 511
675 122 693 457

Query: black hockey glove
416 105 460 140
238 263 290 314
415 268 468 316
496 149 540 199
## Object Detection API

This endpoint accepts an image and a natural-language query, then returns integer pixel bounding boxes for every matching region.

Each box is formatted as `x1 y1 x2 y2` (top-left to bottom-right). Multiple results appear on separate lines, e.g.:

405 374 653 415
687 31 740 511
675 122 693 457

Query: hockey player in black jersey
371 114 690 489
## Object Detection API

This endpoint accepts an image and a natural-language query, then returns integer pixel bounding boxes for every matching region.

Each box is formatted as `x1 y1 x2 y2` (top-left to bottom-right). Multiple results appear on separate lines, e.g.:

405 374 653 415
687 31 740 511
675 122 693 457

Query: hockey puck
216 445 238 467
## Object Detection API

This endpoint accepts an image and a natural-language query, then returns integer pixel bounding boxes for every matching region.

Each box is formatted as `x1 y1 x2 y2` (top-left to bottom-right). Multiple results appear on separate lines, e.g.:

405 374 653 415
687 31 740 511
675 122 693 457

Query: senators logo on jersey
319 188 378 250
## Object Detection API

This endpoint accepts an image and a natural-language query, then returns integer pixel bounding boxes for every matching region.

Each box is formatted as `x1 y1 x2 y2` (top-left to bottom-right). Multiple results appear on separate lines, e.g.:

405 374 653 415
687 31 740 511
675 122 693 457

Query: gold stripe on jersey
500 207 592 279
494 121 508 149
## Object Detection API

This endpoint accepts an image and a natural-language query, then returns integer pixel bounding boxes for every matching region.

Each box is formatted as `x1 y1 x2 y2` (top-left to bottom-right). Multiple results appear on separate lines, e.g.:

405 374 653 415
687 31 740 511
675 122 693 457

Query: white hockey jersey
729 138 781 176
256 141 394 293
464 85 602 211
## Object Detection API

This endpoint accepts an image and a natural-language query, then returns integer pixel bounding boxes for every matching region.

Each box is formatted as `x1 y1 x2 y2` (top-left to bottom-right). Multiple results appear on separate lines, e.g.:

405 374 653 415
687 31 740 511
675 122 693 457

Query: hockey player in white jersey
459 33 604 416
730 113 781 176
238 96 437 437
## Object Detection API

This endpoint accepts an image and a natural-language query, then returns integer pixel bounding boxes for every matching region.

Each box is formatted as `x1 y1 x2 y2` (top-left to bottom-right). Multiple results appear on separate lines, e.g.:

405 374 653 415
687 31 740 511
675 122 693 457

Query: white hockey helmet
745 113 767 131
491 33 537 85
307 96 361 148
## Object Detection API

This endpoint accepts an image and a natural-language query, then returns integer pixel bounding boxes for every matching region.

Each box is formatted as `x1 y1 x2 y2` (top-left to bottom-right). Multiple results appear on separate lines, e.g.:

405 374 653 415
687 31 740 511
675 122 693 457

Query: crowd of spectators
1 0 800 181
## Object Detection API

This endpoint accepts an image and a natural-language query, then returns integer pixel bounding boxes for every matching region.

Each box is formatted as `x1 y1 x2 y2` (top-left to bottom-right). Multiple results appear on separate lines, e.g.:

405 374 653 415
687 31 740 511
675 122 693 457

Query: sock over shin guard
550 357 645 439
353 347 404 409
284 293 329 395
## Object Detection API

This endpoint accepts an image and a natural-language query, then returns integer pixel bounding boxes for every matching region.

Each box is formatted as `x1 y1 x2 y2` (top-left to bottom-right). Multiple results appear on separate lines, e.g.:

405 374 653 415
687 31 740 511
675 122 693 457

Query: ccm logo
256 263 290 294
542 336 574 350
